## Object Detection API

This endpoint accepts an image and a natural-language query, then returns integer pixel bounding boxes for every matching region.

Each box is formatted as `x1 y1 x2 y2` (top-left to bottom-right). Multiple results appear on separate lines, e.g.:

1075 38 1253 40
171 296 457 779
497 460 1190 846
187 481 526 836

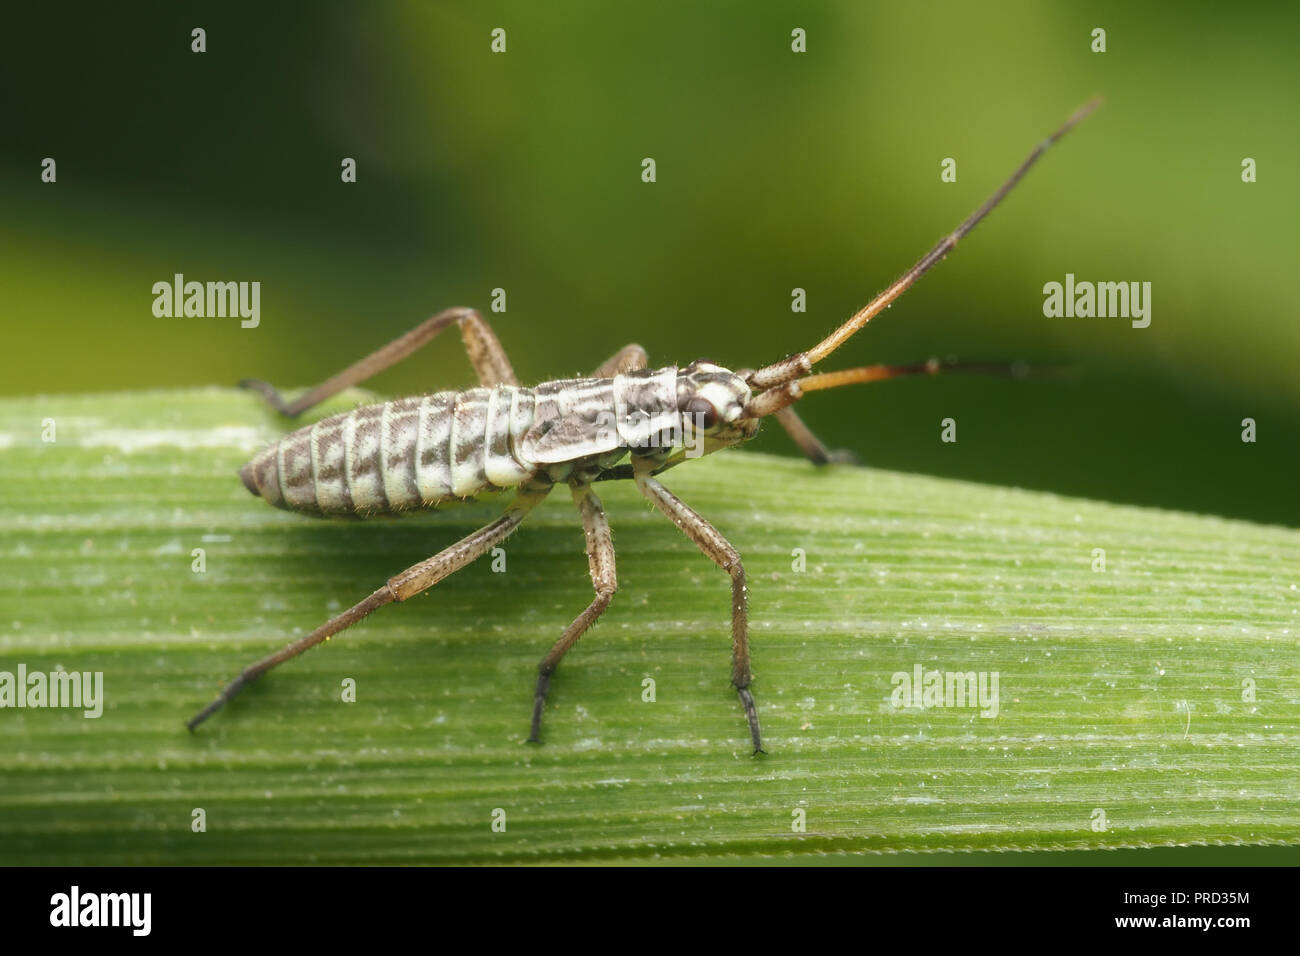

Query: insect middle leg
591 343 648 377
634 468 764 754
188 486 549 730
529 484 617 742
241 306 517 417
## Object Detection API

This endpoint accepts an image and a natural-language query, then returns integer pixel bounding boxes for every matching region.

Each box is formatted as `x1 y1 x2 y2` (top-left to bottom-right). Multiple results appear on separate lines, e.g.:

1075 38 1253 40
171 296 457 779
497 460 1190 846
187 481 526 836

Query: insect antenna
742 358 1068 419
795 358 1069 393
746 96 1102 393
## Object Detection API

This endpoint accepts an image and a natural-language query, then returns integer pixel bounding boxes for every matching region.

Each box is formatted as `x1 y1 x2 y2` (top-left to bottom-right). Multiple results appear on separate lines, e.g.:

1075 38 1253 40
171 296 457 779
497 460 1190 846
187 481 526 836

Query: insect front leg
529 484 617 743
241 306 517 417
772 406 860 466
591 344 648 377
634 470 764 754
188 486 549 731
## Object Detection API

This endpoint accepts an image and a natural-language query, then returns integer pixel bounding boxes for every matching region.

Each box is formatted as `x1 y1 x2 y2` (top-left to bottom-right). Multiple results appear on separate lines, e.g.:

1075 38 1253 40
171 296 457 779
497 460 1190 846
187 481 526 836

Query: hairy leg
242 306 517 417
635 468 763 753
188 486 549 729
529 485 617 742
592 344 648 377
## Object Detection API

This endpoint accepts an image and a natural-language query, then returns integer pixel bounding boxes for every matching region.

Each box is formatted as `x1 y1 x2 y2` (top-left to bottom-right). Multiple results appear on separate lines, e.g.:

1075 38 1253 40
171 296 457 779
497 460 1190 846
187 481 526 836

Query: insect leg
187 486 549 730
591 344 648 377
528 485 617 743
772 406 860 466
241 306 518 417
634 471 764 754
385 486 548 601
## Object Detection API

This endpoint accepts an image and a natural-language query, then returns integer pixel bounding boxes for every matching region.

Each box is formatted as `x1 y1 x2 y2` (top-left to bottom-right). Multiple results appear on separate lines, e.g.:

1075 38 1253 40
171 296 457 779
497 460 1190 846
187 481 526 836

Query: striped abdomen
240 366 684 515
240 387 541 515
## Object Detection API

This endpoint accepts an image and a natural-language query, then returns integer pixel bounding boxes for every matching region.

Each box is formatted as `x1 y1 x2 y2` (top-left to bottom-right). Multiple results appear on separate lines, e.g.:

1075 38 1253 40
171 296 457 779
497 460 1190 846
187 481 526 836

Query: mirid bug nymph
188 98 1101 752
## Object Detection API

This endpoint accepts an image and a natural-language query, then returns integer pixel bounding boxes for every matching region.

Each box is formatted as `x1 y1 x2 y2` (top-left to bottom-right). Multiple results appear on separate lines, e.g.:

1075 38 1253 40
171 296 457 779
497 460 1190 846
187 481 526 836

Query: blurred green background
2 0 1296 521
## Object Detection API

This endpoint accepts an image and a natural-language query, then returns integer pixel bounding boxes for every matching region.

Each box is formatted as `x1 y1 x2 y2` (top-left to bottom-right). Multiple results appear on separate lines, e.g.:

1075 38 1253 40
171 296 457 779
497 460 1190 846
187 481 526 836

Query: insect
188 98 1100 751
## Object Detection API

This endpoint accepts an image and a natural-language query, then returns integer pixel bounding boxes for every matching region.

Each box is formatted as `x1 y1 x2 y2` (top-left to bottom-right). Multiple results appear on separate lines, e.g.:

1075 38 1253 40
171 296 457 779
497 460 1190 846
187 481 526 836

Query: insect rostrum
188 98 1101 752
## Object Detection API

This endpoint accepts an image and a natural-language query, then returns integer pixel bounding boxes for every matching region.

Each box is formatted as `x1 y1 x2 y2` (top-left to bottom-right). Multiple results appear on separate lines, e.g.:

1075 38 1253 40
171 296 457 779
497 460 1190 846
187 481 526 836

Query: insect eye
683 396 720 429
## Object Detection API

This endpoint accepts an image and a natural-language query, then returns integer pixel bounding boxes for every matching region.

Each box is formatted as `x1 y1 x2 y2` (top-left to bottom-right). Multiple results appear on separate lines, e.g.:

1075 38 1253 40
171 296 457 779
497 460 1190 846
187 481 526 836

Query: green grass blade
1 389 1297 864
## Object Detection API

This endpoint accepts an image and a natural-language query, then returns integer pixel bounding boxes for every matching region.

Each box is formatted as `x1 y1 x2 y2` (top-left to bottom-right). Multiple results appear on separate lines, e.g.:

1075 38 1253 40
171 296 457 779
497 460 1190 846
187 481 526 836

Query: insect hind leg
187 584 394 730
529 485 617 743
241 306 518 418
187 487 548 731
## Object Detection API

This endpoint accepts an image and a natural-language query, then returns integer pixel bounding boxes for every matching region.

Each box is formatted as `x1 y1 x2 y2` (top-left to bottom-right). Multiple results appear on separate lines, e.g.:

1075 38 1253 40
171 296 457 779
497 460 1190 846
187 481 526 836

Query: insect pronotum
189 98 1101 752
